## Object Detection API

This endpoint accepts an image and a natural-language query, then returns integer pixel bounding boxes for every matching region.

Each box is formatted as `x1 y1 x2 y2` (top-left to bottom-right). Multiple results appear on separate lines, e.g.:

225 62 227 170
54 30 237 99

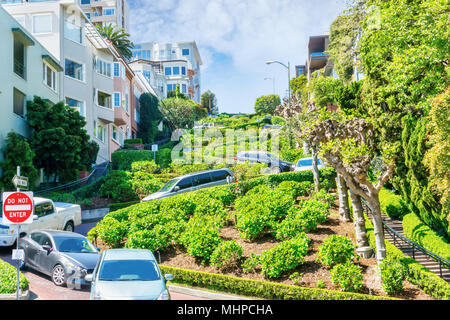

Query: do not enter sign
2 192 34 225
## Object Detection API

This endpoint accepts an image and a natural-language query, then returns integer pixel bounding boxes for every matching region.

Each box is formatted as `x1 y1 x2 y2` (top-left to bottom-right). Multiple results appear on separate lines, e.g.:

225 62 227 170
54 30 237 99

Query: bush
99 170 137 202
131 171 163 199
92 216 128 248
170 163 211 175
379 189 409 219
0 260 28 294
156 148 172 169
313 189 337 208
111 150 153 171
230 162 267 182
210 241 243 270
125 228 169 252
317 235 358 267
378 257 407 295
124 138 143 145
276 181 313 199
259 234 310 278
330 262 364 293
402 213 450 261
131 160 160 174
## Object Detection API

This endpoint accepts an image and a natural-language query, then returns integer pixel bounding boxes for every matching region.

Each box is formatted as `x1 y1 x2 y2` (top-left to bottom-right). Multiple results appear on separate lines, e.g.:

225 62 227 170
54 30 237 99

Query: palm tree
96 23 134 60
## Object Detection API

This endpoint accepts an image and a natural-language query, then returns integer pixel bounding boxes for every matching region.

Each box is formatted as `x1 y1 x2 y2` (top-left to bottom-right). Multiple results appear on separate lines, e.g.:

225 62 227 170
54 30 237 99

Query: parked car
142 168 235 202
19 230 100 286
294 157 327 172
0 197 82 247
85 249 174 300
234 151 294 173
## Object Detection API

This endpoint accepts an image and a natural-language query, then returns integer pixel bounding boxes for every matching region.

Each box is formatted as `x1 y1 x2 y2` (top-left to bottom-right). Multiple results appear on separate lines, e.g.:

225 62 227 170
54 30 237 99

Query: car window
54 236 97 253
193 173 212 186
176 177 193 190
297 159 313 166
35 202 54 217
31 232 44 244
211 170 231 182
39 235 53 248
98 260 161 281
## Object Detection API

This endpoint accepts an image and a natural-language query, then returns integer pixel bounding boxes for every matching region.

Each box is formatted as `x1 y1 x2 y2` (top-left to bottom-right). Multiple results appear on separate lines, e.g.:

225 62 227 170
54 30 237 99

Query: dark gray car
19 230 100 287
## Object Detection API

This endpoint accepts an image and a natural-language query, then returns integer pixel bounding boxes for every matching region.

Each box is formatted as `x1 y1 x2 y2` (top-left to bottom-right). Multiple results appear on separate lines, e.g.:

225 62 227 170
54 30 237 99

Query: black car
234 151 294 173
19 230 100 287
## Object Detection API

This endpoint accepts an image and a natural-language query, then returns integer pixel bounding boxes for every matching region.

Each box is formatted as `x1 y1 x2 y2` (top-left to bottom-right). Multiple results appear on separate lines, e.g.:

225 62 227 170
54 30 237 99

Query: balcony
114 106 129 126
309 52 328 70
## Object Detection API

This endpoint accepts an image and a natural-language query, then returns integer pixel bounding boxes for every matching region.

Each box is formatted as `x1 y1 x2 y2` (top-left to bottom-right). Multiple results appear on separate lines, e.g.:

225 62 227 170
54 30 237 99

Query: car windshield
297 159 322 166
54 236 97 253
98 260 161 281
159 178 180 192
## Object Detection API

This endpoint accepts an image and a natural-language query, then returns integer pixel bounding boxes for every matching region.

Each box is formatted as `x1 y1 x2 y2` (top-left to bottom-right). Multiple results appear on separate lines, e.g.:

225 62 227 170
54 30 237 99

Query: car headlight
67 263 85 273
157 289 170 300
0 228 9 235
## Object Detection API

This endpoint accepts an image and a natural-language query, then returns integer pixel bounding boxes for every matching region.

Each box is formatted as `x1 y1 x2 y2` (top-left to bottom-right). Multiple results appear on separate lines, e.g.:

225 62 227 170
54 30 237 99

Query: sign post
2 167 34 300
151 144 158 162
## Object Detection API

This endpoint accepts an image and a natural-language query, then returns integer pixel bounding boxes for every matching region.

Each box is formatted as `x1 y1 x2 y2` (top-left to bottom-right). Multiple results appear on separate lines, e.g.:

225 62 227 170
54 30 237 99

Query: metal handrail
360 197 450 279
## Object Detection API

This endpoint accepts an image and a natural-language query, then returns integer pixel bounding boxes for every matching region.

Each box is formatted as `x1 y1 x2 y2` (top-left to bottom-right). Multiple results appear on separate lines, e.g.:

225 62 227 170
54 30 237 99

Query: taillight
234 178 238 183
233 157 237 161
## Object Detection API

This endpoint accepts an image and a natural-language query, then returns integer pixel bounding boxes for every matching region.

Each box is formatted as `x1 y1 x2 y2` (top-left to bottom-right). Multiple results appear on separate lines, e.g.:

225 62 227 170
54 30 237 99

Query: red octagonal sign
2 192 34 225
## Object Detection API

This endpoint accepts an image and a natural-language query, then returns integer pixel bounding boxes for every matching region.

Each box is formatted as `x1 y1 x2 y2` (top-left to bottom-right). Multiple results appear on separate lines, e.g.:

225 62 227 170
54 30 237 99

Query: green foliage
131 160 160 174
317 280 326 289
330 262 364 293
210 241 243 270
230 161 267 182
310 76 343 107
92 216 128 248
379 189 409 219
96 23 134 59
335 81 366 117
160 97 205 129
378 257 407 295
159 265 394 300
111 150 153 171
0 132 38 190
259 234 310 278
0 260 28 294
124 138 143 145
170 163 211 175
271 116 286 126
313 189 336 208
254 94 281 115
276 181 313 199
317 235 357 267
137 93 162 144
99 170 137 202
402 213 450 261
201 90 218 114
290 75 308 103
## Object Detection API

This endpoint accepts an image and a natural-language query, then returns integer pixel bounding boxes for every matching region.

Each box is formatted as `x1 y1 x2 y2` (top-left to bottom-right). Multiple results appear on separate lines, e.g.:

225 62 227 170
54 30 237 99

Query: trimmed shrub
131 160 160 174
111 150 153 171
108 201 140 212
379 257 407 295
317 235 358 267
313 189 337 208
402 213 450 261
210 240 243 270
330 262 364 293
0 260 28 294
124 138 143 145
92 216 128 248
379 188 409 219
99 170 137 202
276 181 313 199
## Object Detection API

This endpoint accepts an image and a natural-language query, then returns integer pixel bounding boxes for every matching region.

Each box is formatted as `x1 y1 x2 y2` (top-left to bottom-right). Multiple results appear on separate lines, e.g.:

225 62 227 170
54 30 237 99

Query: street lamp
264 77 275 94
266 60 291 109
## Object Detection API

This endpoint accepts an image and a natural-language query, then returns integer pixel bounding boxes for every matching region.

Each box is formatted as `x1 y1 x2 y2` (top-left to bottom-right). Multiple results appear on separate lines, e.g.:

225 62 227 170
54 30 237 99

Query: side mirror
165 274 174 281
85 274 93 282
173 186 180 192
42 245 52 252
226 176 233 184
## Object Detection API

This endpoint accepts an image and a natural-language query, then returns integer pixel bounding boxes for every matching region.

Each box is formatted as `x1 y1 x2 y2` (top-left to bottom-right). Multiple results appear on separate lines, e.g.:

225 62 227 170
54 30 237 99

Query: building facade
131 41 203 103
78 0 129 32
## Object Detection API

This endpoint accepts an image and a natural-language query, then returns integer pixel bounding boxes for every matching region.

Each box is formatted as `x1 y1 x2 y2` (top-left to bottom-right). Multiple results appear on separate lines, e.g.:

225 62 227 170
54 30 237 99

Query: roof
38 230 85 238
103 249 156 261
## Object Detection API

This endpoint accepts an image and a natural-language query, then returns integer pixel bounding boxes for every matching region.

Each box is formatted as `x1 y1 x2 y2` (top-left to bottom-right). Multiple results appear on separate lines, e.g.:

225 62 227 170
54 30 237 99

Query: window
143 71 151 82
13 88 26 117
35 202 54 217
43 63 56 90
66 97 84 117
65 59 83 81
124 84 129 112
176 177 193 190
103 8 115 16
211 170 231 182
64 20 82 43
81 0 90 4
181 66 186 75
113 92 121 107
97 90 111 109
193 173 212 186
173 66 180 75
182 84 187 93
33 14 52 34
95 58 111 77
164 67 171 76
182 48 190 56
94 120 105 142
113 62 120 77
167 84 174 92
159 50 165 58
13 38 26 79
112 126 118 141
85 12 91 20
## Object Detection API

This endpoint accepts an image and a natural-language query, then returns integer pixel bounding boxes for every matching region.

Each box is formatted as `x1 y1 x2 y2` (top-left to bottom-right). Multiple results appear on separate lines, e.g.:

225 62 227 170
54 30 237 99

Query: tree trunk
303 141 310 155
367 197 386 262
349 190 372 258
337 174 351 222
311 147 320 193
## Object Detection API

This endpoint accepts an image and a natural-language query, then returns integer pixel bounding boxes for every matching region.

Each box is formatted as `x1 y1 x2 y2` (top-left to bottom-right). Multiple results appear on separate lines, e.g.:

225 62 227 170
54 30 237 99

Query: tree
290 75 308 104
26 96 92 183
159 97 204 129
96 23 134 60
254 94 281 115
138 93 162 144
201 90 218 114
0 132 39 191
167 85 188 100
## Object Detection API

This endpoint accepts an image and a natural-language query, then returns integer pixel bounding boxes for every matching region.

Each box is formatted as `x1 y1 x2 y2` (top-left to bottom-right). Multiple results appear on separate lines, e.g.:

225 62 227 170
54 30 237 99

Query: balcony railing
14 59 26 79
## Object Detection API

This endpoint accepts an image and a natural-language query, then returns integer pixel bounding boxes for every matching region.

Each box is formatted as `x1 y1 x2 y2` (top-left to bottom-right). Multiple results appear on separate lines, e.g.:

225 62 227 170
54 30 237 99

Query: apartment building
305 35 334 81
0 5 62 167
2 0 118 164
128 59 166 100
131 41 203 103
79 0 129 32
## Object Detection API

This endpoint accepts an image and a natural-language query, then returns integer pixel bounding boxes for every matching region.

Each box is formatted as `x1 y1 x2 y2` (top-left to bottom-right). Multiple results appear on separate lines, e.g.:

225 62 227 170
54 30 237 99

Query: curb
0 289 30 300
167 284 255 300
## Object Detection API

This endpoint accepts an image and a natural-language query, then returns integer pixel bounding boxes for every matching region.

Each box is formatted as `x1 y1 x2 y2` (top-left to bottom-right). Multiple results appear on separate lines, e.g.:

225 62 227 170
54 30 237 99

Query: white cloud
129 0 347 113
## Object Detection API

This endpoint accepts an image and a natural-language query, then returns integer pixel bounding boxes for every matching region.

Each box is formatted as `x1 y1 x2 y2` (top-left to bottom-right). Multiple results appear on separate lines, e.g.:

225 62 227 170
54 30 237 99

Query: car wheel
272 166 281 174
52 264 66 287
64 221 74 232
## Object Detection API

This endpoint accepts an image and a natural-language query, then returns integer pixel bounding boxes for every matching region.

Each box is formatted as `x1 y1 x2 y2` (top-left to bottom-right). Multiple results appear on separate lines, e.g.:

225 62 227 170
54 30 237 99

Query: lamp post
264 77 275 94
266 60 291 108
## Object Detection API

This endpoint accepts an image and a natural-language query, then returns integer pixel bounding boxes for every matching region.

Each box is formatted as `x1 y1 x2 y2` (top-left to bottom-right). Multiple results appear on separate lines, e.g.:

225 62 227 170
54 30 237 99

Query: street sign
12 175 28 190
12 249 25 261
152 144 158 152
2 192 34 225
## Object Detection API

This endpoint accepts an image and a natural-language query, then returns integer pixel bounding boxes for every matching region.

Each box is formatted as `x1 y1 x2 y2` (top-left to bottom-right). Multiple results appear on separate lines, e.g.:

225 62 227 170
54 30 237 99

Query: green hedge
403 213 450 262
379 189 409 219
109 201 141 212
160 265 393 300
124 138 143 145
0 260 28 294
364 214 450 300
111 150 154 171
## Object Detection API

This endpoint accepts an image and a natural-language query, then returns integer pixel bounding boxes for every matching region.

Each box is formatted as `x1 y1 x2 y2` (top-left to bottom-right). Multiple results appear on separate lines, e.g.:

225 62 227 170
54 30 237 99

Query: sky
128 0 348 114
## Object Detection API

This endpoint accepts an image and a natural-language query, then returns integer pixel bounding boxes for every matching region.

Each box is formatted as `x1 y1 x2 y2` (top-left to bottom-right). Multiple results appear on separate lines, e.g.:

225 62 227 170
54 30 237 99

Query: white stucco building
78 0 129 32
